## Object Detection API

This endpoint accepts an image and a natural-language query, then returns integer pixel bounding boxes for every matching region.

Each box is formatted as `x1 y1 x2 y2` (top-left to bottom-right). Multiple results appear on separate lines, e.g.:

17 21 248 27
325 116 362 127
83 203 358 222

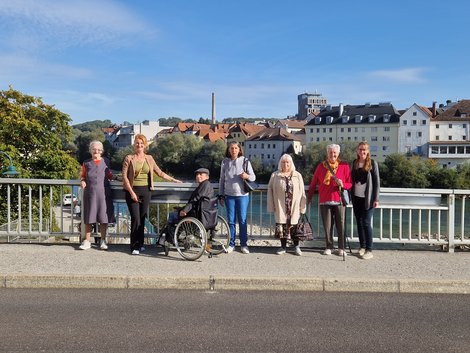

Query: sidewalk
1 243 469 294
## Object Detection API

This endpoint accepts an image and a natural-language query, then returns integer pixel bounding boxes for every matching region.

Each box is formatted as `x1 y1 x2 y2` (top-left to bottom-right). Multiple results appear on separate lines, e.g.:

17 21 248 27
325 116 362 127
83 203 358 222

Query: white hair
89 140 104 154
277 154 296 172
326 144 340 153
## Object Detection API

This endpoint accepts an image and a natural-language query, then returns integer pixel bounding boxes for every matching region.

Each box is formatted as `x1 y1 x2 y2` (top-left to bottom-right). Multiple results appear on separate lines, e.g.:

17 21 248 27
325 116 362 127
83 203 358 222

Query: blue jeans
224 195 249 247
352 196 375 251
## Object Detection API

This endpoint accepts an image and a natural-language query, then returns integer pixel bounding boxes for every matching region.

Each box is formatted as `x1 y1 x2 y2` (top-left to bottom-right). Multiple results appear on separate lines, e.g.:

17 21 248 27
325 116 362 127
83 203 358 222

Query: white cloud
0 54 92 81
367 68 428 84
0 0 155 48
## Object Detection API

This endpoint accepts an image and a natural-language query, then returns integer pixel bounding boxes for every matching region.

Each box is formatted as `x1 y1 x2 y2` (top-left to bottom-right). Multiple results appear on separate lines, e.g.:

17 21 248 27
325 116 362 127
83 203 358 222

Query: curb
2 274 470 294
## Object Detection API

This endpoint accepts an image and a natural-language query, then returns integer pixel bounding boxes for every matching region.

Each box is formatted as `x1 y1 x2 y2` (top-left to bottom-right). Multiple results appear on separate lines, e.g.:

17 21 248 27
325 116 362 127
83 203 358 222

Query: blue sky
1 0 469 125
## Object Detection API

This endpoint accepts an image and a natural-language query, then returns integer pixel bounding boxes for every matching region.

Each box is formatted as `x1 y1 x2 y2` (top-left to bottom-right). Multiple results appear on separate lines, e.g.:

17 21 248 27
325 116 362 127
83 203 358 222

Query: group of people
78 137 380 260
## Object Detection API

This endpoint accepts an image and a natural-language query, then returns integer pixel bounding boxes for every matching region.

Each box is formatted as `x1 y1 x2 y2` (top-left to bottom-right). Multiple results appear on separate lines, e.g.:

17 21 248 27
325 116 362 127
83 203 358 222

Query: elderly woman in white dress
267 154 307 256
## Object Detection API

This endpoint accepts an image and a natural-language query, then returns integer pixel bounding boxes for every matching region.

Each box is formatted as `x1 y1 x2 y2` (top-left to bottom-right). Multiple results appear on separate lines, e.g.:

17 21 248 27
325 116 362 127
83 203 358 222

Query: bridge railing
0 178 469 252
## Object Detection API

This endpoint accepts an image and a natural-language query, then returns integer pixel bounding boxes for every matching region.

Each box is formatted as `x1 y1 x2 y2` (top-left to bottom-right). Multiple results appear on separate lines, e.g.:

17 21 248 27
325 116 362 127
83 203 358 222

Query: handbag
295 214 314 241
243 158 259 193
341 188 350 206
324 162 350 206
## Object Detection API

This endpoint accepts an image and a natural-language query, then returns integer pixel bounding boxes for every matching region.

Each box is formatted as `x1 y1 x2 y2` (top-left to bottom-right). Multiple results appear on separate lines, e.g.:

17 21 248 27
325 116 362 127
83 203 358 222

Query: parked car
63 194 77 206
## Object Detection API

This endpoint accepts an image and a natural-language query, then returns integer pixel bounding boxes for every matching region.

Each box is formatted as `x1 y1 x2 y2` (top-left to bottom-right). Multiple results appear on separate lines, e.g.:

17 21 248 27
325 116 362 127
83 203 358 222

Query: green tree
456 162 470 189
0 86 79 179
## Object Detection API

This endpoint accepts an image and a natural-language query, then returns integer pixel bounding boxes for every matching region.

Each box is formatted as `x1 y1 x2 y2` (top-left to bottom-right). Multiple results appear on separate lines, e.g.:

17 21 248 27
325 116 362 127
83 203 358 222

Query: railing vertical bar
29 186 33 235
427 209 431 241
18 185 22 234
447 194 455 252
389 209 392 240
418 209 422 241
408 209 412 240
437 210 441 241
399 209 403 240
460 195 466 241
39 185 43 234
379 208 383 239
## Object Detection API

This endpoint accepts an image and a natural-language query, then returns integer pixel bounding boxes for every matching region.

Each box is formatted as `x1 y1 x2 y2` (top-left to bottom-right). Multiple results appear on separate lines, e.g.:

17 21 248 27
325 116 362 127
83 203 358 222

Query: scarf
322 159 339 185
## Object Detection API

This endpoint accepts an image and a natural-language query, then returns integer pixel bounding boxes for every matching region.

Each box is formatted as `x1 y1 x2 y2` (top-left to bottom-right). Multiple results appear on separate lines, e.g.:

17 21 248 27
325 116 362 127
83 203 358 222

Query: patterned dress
275 175 297 240
82 158 115 224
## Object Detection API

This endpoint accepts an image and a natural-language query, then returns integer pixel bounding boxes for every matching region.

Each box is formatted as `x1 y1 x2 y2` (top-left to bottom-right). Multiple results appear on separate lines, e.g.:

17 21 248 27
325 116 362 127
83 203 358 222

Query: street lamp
0 151 20 176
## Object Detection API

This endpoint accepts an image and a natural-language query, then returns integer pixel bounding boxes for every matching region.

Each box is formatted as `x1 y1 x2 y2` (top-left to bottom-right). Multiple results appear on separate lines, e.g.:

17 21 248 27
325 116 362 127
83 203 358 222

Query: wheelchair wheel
174 217 206 261
207 215 230 255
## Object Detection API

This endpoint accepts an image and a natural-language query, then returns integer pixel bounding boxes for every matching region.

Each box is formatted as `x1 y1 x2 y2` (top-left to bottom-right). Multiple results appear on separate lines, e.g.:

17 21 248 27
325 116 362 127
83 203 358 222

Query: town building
428 99 470 168
297 92 328 120
245 127 302 169
304 102 401 162
398 103 433 156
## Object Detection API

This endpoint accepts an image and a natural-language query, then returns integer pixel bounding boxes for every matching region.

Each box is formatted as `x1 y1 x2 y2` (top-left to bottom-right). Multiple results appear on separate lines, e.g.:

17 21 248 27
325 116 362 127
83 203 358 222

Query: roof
305 103 400 126
431 100 470 122
246 127 302 142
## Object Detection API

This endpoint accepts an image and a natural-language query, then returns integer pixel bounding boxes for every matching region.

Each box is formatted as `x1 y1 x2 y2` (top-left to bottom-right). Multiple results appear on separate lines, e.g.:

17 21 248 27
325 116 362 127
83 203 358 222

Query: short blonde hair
277 154 296 172
134 134 148 150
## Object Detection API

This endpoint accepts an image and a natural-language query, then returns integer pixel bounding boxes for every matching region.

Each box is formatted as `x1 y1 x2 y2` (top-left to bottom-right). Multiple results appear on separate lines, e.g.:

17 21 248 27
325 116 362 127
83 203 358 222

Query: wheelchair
161 197 230 261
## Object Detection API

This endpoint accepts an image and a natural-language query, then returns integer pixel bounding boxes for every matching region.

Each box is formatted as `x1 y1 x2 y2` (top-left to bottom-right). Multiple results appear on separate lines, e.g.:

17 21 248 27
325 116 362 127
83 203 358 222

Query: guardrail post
447 193 455 253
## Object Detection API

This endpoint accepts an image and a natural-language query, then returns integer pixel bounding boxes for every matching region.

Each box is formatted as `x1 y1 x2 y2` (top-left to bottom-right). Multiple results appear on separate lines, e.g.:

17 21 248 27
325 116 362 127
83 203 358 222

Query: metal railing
1 178 469 252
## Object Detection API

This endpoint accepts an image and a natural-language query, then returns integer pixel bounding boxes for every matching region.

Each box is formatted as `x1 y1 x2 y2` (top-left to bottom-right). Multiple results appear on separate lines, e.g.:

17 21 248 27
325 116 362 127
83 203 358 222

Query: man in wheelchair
159 168 217 246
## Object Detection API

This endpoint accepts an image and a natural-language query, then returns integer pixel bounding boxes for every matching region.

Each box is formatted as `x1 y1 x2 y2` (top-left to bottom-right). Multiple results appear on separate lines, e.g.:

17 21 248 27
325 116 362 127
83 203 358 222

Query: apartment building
245 127 302 169
297 92 328 120
428 100 470 168
398 103 433 156
108 120 162 149
304 103 401 162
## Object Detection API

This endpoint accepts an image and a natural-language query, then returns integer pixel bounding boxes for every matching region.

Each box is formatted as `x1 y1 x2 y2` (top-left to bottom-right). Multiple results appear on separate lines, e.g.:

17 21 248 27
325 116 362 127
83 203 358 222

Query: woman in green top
122 134 181 255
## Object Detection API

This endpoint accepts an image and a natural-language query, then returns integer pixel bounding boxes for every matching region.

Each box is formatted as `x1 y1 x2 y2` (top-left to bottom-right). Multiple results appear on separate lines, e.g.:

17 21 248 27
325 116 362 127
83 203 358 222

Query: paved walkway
1 243 470 294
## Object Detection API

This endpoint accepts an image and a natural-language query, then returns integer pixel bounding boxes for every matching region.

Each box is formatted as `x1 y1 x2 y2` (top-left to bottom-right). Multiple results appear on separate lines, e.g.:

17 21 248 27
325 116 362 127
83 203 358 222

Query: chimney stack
211 92 216 125
432 101 437 118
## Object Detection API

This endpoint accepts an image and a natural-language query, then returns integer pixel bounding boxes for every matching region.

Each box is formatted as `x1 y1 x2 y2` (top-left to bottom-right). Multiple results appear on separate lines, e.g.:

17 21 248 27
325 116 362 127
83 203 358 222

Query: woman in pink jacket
267 154 306 256
307 144 352 256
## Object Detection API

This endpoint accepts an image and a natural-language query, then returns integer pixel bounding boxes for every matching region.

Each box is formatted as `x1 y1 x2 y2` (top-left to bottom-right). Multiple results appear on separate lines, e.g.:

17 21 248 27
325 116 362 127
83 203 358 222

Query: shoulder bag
243 158 259 193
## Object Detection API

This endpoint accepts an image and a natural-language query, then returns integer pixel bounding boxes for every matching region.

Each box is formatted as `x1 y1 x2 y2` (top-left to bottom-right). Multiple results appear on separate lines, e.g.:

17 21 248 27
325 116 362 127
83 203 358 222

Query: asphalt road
1 289 469 353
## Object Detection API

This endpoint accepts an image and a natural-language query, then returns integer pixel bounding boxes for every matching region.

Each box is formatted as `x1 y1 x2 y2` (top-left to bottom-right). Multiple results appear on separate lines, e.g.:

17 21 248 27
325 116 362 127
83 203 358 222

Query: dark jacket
351 159 380 210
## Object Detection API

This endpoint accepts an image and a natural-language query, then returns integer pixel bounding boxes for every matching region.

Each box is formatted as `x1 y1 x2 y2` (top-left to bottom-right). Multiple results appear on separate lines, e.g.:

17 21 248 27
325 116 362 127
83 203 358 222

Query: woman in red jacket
307 144 352 256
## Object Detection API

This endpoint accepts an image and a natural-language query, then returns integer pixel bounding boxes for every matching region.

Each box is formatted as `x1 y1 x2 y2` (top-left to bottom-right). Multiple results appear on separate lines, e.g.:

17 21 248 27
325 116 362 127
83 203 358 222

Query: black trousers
125 186 151 251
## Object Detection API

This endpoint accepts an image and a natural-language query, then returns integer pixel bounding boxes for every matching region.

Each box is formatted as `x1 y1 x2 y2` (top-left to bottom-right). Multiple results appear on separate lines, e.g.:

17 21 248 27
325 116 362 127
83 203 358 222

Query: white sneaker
323 248 332 255
79 240 91 250
240 246 250 254
362 251 373 260
131 250 140 255
100 240 108 250
358 248 366 256
226 246 234 253
294 246 302 256
337 249 347 256
276 247 286 255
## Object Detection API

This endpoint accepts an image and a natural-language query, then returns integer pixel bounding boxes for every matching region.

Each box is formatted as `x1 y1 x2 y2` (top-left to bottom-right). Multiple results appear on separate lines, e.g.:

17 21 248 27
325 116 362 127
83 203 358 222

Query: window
449 136 452 140
458 146 465 153
384 127 390 131
309 128 313 133
407 132 412 137
371 136 378 141
422 120 426 125
463 124 467 128
436 124 440 129
329 128 333 133
261 143 264 148
431 146 439 154
449 124 453 128
348 128 352 132
267 144 270 148
316 137 320 142
254 144 257 148
403 120 408 125
371 127 378 132
383 146 388 151
249 144 252 148
412 112 417 116
316 128 320 133
261 154 264 159
435 136 440 140
464 136 467 140
439 146 447 154
412 120 417 125
383 136 390 141
340 128 344 132
417 132 422 137
449 146 456 154
354 128 358 132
